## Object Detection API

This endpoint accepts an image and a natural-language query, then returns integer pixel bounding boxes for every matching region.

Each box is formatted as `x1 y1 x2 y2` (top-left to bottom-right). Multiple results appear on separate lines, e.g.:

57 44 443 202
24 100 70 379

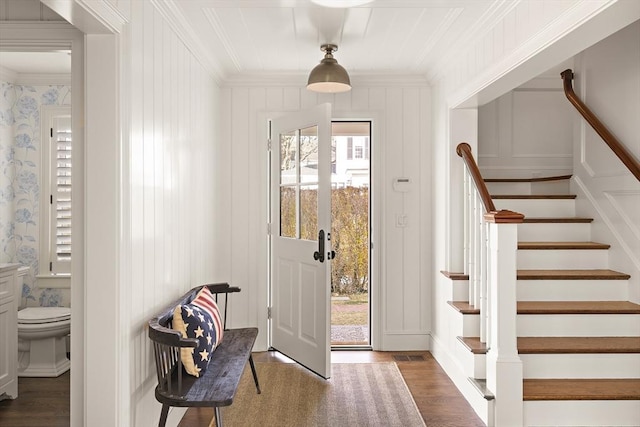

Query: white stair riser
517 280 629 301
451 310 480 337
452 281 469 301
456 341 486 379
531 180 571 195
486 182 533 195
517 249 609 269
521 354 640 379
486 180 570 195
517 314 640 337
524 401 640 427
518 223 591 241
494 198 575 217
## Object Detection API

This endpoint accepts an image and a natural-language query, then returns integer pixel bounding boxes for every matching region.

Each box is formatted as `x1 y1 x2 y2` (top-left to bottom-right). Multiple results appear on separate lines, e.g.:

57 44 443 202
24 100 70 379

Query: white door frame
11 1 126 425
0 20 86 425
262 109 383 352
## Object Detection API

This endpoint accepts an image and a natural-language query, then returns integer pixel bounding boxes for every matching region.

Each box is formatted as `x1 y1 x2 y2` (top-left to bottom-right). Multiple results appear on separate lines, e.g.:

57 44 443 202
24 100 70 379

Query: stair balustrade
456 142 526 426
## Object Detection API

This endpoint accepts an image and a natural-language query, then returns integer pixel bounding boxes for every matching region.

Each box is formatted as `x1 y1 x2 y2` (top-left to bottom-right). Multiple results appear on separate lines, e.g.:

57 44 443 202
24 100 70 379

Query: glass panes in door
279 126 319 241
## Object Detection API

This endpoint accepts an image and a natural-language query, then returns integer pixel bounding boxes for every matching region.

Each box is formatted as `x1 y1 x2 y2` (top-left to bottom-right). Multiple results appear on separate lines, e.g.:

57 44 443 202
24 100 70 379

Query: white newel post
485 211 524 427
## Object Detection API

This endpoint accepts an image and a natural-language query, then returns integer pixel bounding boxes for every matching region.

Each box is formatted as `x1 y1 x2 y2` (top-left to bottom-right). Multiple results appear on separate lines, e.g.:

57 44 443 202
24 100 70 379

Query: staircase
449 175 640 426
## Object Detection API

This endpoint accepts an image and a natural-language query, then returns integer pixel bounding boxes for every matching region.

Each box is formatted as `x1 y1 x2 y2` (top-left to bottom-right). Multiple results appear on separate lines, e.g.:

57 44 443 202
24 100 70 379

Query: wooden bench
148 283 260 427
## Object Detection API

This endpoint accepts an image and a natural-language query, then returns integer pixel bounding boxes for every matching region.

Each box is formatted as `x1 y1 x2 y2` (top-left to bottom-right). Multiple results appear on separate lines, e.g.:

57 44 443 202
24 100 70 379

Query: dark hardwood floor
0 351 486 427
0 371 70 427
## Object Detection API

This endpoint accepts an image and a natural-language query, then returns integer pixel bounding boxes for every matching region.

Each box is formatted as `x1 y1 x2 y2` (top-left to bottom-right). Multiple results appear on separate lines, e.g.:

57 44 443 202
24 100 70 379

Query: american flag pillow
192 286 224 348
172 303 215 377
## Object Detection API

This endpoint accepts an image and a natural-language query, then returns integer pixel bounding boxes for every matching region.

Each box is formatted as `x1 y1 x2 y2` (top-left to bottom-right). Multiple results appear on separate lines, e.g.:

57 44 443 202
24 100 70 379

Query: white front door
270 104 332 379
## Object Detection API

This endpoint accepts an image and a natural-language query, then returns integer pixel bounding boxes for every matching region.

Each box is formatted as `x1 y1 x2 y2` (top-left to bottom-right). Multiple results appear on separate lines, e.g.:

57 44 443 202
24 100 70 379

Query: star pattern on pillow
172 303 215 377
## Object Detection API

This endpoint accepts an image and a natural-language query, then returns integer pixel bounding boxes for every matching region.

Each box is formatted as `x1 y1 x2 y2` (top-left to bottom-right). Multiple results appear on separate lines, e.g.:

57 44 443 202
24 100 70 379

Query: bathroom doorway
0 15 83 426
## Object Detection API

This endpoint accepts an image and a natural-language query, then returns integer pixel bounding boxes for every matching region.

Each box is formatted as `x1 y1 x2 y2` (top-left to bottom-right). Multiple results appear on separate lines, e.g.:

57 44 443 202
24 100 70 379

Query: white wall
478 79 574 179
36 0 220 425
217 83 432 351
121 2 219 426
571 20 640 303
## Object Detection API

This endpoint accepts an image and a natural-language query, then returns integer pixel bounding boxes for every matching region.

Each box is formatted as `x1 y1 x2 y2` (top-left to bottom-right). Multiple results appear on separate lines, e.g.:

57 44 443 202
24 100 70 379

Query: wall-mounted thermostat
393 177 410 192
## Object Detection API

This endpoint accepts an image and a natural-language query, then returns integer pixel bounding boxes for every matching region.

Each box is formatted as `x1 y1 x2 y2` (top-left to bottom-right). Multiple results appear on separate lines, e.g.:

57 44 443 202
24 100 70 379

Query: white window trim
39 105 72 277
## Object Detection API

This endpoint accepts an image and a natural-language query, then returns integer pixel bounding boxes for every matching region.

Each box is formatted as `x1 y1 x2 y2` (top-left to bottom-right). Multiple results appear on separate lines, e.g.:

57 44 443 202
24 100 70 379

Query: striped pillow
192 286 224 348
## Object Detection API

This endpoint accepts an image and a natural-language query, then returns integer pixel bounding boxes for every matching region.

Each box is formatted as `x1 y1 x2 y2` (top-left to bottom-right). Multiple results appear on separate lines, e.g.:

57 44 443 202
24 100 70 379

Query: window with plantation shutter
52 116 71 272
40 106 71 275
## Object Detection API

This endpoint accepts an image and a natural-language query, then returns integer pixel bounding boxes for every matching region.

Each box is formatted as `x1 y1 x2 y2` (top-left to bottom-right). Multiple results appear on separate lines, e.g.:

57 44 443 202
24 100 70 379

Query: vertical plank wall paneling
127 1 218 425
573 21 640 303
383 88 404 334
478 86 574 179
220 84 431 350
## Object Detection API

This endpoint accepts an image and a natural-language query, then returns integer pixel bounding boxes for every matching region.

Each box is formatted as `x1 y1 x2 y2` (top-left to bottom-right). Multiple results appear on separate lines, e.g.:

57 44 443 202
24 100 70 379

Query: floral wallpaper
0 81 70 308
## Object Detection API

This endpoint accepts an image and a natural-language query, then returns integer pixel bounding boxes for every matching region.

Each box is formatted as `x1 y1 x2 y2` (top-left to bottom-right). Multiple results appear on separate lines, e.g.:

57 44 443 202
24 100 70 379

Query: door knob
314 230 325 263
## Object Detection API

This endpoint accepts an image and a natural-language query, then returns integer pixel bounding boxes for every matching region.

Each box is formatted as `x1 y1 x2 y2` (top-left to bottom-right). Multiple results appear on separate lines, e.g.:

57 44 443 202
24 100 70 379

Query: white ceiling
171 0 497 82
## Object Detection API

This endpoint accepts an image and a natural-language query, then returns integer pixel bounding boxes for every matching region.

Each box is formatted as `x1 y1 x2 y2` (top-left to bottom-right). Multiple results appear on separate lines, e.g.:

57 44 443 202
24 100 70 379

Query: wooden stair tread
523 379 640 401
458 337 640 354
518 301 640 314
449 300 640 315
457 337 488 354
518 337 640 353
518 269 630 280
468 378 494 400
518 241 610 250
485 175 572 183
440 270 469 280
492 194 576 199
448 301 479 314
523 217 593 223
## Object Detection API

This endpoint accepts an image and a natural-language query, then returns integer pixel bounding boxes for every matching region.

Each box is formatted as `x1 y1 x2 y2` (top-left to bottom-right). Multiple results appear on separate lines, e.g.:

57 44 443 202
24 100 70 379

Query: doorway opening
330 121 371 348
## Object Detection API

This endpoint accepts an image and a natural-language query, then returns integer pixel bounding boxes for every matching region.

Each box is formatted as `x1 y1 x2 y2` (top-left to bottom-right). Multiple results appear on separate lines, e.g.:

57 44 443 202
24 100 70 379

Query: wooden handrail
561 69 640 181
456 142 496 213
456 142 524 223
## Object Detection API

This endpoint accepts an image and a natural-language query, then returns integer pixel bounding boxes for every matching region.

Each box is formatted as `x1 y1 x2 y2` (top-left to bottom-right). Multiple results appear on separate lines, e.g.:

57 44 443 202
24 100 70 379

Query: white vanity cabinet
0 264 19 400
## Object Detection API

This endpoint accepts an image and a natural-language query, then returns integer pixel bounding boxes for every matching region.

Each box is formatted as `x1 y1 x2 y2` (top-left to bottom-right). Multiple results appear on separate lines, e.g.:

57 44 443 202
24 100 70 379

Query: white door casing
270 104 332 379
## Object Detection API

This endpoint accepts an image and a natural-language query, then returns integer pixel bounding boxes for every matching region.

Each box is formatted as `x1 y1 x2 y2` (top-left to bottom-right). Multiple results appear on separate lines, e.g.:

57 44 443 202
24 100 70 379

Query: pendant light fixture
307 44 351 93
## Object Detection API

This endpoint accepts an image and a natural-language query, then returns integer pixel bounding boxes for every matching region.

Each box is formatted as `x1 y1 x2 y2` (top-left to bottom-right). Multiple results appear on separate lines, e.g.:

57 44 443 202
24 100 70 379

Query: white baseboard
166 407 188 427
430 334 492 425
380 333 430 351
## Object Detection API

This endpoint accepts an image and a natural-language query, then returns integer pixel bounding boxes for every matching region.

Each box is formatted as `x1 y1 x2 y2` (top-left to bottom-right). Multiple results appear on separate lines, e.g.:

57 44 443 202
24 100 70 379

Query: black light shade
307 44 351 93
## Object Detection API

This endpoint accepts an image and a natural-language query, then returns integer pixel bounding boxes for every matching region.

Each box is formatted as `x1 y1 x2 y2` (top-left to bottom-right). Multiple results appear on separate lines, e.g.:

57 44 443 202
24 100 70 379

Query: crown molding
151 0 224 83
40 0 127 34
447 0 637 108
426 0 520 83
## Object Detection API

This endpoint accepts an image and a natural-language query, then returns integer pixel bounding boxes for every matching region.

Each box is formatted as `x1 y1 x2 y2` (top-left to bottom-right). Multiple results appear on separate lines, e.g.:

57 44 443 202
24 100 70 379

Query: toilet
16 267 71 377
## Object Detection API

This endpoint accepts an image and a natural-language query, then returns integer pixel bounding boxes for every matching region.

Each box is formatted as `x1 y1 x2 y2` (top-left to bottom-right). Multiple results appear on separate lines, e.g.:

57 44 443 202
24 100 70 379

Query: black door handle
313 230 325 263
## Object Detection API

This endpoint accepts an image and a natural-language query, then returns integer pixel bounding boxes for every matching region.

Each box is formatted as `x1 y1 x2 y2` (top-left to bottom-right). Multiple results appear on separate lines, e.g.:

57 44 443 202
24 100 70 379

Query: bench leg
249 354 261 394
158 404 170 427
214 406 223 427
